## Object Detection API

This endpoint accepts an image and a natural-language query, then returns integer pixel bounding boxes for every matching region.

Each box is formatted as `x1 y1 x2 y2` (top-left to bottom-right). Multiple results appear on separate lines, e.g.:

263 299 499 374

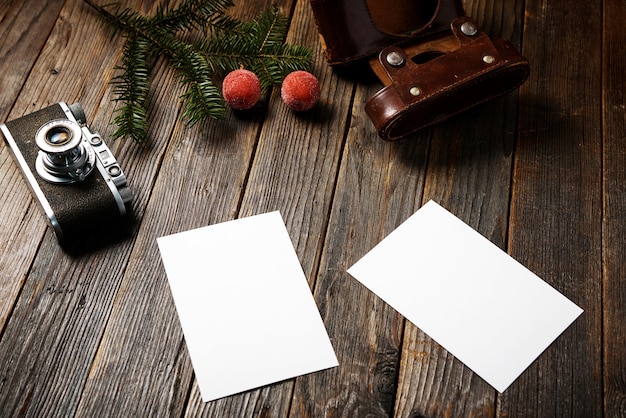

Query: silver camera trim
57 102 130 218
0 122 62 238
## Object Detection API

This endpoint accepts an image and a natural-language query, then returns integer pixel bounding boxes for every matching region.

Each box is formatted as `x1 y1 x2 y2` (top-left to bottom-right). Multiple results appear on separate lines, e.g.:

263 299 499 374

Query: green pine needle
111 34 150 142
196 9 313 91
83 0 312 143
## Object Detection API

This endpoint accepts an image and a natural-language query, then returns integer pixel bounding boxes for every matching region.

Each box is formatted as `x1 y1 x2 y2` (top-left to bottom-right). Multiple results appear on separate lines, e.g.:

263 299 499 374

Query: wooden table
1 0 624 416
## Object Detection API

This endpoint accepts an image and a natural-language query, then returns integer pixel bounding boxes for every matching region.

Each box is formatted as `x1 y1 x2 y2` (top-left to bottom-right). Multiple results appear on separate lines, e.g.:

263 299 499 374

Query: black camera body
0 102 132 242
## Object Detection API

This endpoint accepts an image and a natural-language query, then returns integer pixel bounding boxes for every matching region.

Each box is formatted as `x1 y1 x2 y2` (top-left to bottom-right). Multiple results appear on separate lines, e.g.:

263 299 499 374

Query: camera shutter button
108 165 121 177
89 135 102 146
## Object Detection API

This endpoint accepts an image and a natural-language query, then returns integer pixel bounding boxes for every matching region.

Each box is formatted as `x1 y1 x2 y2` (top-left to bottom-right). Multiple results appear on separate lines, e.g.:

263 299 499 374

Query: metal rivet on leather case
409 86 421 96
386 51 405 67
461 21 478 36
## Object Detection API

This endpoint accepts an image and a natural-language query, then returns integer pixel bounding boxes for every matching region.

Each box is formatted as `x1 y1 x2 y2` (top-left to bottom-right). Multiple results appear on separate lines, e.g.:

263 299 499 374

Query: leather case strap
365 16 530 140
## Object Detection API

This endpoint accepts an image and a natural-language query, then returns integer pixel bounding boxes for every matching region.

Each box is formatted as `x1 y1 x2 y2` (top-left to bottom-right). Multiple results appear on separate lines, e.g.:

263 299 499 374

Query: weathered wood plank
500 0 604 416
0 0 65 118
287 55 432 416
393 104 515 418
0 0 182 416
602 0 626 416
391 0 525 414
0 0 619 415
181 0 355 415
0 0 66 333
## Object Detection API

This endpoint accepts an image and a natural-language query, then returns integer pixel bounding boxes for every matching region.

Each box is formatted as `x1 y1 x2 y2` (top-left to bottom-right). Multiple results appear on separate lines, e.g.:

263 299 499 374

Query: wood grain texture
0 0 623 416
0 0 65 118
0 0 66 333
381 0 524 414
288 71 429 416
602 0 626 416
183 0 354 415
0 0 181 416
501 0 604 416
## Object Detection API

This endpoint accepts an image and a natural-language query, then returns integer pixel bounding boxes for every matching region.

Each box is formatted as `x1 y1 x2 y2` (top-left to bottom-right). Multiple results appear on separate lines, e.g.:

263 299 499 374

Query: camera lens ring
35 119 82 154
34 118 97 184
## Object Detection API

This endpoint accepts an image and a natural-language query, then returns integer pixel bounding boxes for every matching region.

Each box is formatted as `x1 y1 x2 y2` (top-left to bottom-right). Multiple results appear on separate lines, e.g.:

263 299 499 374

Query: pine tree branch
83 0 313 142
150 0 238 34
111 34 151 142
86 0 227 132
195 9 312 90
174 42 226 124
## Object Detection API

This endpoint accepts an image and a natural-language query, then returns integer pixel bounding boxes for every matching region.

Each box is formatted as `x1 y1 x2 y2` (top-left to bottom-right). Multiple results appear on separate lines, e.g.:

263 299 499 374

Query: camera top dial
35 119 96 184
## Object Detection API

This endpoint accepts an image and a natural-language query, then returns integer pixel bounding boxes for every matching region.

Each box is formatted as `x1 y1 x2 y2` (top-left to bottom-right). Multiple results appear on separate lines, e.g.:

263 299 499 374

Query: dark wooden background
0 0 624 416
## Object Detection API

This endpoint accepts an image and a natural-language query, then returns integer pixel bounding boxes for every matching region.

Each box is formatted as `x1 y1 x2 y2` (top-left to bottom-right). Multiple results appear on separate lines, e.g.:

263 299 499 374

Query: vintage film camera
0 102 132 242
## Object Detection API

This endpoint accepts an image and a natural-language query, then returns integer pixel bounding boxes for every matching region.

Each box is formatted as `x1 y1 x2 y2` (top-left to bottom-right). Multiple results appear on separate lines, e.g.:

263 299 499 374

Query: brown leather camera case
310 0 530 140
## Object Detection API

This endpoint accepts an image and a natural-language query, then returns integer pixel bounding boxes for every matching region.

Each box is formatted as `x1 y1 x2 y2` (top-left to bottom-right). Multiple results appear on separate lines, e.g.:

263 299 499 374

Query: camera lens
35 119 96 184
36 119 82 154
45 126 73 146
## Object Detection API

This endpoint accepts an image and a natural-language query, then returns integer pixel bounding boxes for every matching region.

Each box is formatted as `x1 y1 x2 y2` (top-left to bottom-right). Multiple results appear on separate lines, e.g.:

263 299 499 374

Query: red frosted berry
222 69 261 110
281 71 320 111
